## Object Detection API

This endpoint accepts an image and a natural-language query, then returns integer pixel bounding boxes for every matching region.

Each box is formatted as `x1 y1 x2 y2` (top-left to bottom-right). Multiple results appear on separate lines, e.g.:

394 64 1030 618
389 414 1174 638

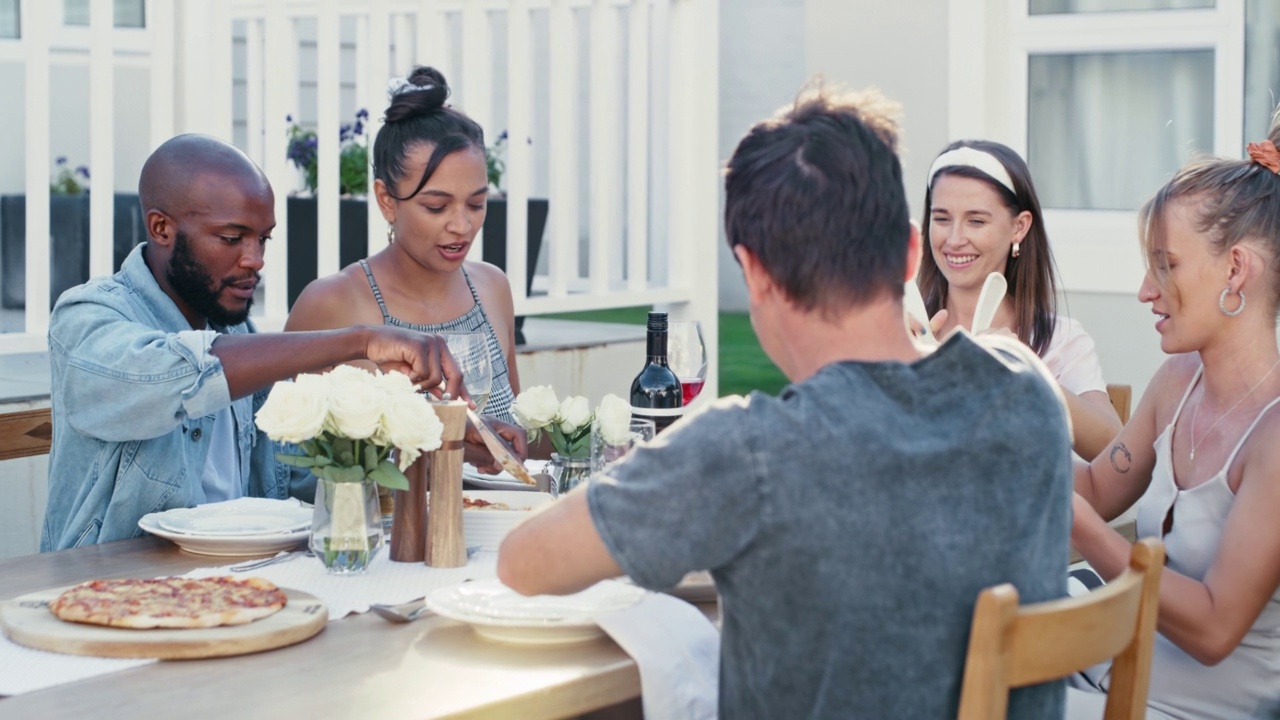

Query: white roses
512 386 630 459
256 365 444 488
595 394 634 446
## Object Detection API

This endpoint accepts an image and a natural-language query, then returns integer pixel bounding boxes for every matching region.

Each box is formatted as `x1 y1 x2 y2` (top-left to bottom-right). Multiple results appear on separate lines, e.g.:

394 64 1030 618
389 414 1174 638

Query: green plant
285 109 370 196
486 130 507 193
50 157 89 195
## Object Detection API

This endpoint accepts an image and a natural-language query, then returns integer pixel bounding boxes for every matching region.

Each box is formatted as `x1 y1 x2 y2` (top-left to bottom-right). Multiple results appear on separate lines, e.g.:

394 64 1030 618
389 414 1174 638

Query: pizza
463 496 531 511
49 576 288 629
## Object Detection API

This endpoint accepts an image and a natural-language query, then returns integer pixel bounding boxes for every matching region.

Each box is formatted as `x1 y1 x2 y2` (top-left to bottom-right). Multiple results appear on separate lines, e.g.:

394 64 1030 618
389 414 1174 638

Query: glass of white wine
443 332 493 412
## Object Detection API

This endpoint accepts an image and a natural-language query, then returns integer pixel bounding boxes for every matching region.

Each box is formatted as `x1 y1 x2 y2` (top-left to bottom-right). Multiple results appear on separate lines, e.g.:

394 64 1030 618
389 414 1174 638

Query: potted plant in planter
483 131 548 344
0 159 145 309
283 111 374 306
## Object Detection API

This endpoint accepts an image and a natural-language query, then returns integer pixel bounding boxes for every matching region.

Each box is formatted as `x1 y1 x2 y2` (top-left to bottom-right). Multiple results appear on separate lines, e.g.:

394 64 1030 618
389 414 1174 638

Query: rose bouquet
255 365 444 573
255 365 443 488
513 387 634 494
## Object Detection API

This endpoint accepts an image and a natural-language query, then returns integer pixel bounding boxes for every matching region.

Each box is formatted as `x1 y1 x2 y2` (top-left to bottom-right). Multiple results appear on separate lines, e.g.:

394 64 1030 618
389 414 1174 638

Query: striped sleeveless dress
359 260 516 424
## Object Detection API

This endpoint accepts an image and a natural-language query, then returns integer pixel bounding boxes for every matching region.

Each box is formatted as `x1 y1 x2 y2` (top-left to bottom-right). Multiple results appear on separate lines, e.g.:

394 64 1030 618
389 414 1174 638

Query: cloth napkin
0 636 155 696
595 592 721 720
183 549 499 619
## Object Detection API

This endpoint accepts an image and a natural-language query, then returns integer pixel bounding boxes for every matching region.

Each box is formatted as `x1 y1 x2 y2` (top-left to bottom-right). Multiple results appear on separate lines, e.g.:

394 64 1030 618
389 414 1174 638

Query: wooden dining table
0 537 715 719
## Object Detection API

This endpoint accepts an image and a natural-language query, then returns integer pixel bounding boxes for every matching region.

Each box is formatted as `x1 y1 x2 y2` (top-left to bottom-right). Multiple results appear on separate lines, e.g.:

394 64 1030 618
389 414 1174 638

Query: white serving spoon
971 272 1008 335
903 281 938 346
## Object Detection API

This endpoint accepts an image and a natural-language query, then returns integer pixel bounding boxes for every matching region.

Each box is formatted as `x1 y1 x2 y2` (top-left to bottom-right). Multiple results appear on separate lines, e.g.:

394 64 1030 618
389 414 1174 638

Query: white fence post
22 0 52 340
261 1 296 322
88 0 115 282
505 0 532 305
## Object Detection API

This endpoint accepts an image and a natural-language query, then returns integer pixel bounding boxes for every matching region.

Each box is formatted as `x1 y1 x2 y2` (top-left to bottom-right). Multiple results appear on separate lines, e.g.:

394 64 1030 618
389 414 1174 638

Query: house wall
716 0 808 313
802 0 1166 401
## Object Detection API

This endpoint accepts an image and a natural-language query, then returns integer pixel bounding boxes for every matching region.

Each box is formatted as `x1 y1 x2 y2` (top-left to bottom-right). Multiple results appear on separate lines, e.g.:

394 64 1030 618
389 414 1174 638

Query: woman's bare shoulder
284 264 381 331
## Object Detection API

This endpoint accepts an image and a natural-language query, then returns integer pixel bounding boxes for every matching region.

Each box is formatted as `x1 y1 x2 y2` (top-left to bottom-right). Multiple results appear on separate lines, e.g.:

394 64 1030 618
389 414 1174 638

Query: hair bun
385 66 450 123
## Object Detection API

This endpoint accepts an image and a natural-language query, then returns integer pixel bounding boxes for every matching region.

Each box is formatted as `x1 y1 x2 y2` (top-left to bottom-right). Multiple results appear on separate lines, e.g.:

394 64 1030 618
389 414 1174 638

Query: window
0 0 18 38
1027 50 1213 210
1030 0 1213 13
1244 0 1280 144
63 0 145 28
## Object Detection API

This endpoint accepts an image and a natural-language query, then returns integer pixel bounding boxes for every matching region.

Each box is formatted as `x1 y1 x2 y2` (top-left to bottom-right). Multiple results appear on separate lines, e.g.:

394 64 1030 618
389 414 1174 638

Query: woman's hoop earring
1011 242 1021 258
386 225 396 244
1219 287 1246 317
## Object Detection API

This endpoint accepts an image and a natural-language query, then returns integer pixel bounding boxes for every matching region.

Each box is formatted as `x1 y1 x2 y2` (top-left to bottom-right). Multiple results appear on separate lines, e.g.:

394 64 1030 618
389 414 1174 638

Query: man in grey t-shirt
498 84 1070 719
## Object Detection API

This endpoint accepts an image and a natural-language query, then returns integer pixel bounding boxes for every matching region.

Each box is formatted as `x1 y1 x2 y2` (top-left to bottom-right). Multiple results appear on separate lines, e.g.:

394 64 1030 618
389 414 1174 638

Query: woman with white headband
917 139 1122 459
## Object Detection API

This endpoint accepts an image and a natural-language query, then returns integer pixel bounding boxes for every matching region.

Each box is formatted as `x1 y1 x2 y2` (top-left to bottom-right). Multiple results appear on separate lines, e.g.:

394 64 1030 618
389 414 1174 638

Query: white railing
6 0 719 396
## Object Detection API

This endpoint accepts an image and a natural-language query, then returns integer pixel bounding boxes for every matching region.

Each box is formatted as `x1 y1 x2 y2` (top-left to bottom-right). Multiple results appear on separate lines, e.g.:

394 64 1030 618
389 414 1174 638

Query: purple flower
286 114 294 123
353 120 364 136
356 108 369 120
56 156 67 165
339 124 352 141
498 130 509 141
75 166 90 179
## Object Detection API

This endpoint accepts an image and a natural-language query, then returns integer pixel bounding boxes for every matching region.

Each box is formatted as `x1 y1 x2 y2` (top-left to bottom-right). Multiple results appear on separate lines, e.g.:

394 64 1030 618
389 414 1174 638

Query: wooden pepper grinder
426 399 468 567
389 452 428 562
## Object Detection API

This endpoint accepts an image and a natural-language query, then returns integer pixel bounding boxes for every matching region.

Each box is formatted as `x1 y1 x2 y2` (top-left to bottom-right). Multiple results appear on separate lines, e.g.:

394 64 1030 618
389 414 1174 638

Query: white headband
927 147 1017 196
386 77 435 99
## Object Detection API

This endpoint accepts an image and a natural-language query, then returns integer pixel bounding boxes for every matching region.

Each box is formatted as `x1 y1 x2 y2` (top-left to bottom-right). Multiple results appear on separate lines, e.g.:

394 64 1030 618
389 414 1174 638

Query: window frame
948 0 1244 294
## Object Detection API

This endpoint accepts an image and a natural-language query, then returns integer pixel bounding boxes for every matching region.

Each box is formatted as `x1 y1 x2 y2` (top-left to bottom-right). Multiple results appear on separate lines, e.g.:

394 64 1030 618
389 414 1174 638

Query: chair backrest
957 538 1165 720
1107 384 1133 424
0 407 53 461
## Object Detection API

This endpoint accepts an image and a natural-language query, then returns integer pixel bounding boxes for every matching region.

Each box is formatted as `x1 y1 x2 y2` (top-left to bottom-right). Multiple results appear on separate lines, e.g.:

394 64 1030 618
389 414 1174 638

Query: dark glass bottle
630 311 684 432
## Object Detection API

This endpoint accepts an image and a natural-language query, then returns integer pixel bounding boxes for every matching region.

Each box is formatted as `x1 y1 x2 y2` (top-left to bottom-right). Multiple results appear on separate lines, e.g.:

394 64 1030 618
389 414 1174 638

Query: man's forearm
211 327 370 399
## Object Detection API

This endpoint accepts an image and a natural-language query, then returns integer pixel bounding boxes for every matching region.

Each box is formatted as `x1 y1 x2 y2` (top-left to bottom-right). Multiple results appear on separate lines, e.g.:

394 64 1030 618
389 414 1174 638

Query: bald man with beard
42 134 522 550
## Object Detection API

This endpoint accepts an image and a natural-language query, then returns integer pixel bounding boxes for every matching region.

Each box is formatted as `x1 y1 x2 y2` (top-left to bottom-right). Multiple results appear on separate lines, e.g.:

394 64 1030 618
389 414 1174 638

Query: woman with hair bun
1067 128 1280 718
919 139 1122 459
286 66 521 425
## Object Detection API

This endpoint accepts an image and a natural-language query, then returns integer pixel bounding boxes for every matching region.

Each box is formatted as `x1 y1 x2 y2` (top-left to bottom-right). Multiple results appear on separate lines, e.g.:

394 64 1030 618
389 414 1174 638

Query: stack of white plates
462 490 555 551
138 498 312 557
427 578 645 644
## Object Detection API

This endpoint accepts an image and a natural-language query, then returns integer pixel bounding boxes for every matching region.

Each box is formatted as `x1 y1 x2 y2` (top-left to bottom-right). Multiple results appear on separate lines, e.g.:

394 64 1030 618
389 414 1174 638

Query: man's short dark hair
724 82 910 315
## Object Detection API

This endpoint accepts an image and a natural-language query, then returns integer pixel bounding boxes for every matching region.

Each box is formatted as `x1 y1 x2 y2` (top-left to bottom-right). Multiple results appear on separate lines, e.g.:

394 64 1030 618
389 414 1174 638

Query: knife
464 407 539 487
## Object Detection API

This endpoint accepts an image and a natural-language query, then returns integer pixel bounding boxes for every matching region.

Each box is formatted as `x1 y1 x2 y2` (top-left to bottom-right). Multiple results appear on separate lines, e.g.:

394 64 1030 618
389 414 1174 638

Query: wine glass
442 332 493 412
667 321 708 405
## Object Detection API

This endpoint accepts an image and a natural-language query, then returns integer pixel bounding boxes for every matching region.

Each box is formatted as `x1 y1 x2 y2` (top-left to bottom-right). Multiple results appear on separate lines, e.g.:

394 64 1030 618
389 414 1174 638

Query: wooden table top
0 537 703 719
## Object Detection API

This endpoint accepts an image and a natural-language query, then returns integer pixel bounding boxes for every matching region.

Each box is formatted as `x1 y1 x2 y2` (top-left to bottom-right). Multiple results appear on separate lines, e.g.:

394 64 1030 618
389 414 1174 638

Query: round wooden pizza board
0 585 328 659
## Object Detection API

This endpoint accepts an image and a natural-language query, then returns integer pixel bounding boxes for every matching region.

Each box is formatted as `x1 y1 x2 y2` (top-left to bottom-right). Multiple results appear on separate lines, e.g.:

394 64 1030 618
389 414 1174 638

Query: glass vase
546 452 593 495
310 476 383 574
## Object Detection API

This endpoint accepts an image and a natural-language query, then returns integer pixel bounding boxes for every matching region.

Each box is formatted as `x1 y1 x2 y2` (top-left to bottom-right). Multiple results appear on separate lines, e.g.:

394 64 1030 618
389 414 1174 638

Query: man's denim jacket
42 244 312 551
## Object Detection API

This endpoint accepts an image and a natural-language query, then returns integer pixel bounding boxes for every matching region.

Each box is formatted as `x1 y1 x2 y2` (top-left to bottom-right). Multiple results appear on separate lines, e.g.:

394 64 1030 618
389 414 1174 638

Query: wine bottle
630 311 684 432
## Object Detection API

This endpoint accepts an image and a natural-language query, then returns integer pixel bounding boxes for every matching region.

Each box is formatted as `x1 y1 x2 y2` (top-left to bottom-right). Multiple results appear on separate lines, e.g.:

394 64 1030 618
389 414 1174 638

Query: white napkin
595 592 720 720
0 635 154 696
183 549 499 619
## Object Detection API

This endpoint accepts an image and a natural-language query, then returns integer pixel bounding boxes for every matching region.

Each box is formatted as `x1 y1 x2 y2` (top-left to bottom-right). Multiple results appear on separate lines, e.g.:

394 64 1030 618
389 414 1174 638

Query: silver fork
230 549 312 572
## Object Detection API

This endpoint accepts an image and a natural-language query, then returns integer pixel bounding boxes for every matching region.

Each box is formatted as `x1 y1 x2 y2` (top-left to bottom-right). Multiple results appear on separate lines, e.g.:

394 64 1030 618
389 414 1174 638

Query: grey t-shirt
588 332 1071 719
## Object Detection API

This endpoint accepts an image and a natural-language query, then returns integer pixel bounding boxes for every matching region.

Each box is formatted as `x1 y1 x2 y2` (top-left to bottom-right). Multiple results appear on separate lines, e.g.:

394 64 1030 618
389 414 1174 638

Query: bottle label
630 405 684 417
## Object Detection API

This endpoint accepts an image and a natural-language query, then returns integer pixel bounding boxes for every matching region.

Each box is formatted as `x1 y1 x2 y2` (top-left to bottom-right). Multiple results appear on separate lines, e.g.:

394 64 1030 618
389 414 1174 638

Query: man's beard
166 231 256 328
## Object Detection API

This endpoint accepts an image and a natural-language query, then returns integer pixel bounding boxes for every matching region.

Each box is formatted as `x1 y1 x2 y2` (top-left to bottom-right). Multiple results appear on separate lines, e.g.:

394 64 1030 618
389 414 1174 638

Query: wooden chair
0 407 53 461
957 538 1165 720
1106 384 1132 424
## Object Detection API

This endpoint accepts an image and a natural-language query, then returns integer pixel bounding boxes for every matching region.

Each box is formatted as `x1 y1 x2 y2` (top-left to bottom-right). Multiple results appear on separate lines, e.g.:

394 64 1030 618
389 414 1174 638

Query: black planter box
0 193 146 310
286 196 547 342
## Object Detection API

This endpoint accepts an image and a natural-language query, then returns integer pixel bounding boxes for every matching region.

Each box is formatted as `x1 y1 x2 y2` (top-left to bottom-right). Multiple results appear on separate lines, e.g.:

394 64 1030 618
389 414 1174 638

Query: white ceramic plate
462 462 546 492
157 513 310 537
138 499 312 557
462 491 555 551
427 578 644 645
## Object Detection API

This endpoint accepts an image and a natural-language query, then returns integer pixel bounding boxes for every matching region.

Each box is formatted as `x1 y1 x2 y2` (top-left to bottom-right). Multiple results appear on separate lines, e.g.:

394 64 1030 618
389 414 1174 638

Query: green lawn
540 308 788 398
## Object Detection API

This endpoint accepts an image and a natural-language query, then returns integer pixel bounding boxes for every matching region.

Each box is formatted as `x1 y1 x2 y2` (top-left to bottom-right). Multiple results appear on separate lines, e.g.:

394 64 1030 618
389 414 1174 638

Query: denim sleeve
49 298 231 442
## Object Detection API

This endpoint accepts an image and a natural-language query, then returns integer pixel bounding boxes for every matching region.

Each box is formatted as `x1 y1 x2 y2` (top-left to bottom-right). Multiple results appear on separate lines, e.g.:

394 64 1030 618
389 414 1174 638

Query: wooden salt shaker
389 453 428 562
426 399 468 567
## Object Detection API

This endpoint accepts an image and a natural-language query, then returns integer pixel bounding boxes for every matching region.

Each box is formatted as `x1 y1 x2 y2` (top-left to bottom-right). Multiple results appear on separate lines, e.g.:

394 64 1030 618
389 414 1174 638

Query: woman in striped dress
286 66 521 436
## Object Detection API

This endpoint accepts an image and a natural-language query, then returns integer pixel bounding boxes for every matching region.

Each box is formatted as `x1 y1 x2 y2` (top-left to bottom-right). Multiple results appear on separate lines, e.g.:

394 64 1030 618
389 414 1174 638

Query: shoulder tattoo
1109 442 1132 474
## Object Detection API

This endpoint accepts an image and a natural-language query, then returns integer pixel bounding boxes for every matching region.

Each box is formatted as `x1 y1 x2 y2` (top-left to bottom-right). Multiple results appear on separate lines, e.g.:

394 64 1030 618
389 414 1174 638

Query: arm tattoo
1109 442 1132 474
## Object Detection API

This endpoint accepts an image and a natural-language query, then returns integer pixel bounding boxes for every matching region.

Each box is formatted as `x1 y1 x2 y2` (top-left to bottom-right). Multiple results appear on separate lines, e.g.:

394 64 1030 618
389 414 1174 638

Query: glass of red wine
668 321 708 405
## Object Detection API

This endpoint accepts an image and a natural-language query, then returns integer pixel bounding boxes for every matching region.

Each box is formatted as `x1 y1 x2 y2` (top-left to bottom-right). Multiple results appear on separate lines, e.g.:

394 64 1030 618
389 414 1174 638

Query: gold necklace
1189 357 1280 461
